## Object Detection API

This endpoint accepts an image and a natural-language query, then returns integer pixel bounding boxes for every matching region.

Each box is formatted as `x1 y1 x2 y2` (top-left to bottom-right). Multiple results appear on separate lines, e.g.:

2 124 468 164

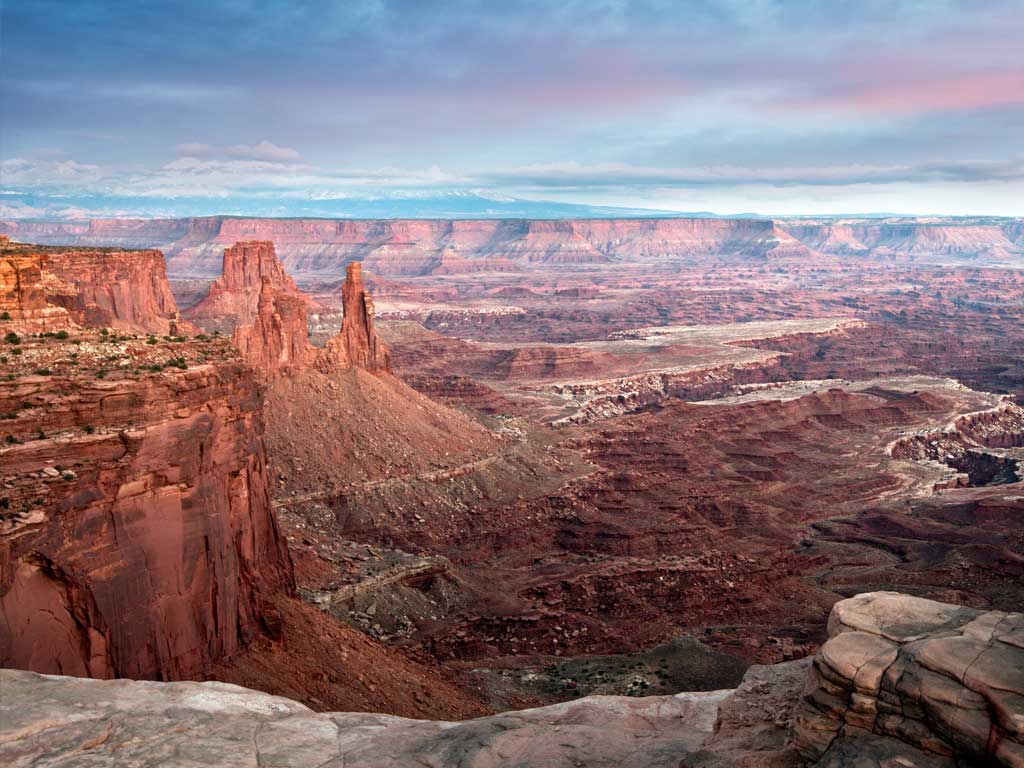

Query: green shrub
55 330 69 340
4 332 20 344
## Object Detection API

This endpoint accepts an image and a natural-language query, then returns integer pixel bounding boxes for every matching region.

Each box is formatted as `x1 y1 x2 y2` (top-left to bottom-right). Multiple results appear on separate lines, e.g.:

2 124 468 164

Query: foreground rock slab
794 591 1024 767
0 669 729 768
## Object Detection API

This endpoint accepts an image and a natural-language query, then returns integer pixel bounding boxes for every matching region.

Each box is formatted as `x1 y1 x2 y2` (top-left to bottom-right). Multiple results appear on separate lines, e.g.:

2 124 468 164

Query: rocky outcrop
794 592 1024 767
186 240 319 332
315 262 391 373
0 251 76 332
226 258 390 379
0 667 731 767
1 592 1020 766
0 242 191 335
890 400 1024 487
0 338 294 681
232 277 315 380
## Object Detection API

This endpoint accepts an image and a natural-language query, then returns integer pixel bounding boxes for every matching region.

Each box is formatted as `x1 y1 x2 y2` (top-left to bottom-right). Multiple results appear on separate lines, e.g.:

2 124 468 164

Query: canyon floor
186 241 1024 712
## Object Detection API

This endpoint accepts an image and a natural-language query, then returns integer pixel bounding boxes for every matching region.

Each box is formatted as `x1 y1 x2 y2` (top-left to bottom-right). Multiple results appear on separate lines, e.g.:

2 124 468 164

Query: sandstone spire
187 241 317 332
315 262 391 373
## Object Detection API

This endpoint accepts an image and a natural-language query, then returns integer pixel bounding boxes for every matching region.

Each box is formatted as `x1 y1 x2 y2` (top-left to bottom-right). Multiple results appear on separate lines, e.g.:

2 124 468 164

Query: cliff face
186 240 318 332
0 251 77 331
1 241 191 335
315 262 391 373
0 336 294 681
232 276 315 380
4 216 1022 279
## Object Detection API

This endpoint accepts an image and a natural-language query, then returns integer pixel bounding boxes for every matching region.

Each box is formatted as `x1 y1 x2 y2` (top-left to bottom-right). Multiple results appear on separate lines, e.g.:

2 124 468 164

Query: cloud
176 142 214 157
477 159 1024 190
785 70 1024 116
225 140 301 162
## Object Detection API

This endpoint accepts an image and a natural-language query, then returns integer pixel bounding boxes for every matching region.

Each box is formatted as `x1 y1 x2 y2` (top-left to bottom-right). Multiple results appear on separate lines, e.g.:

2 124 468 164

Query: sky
1 0 1023 219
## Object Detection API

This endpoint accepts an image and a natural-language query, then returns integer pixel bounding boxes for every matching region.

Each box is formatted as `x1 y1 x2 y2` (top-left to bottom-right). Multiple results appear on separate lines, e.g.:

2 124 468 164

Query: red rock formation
316 262 391 373
0 339 294 681
186 240 320 331
0 242 191 335
7 216 1020 279
232 276 314 380
0 252 76 332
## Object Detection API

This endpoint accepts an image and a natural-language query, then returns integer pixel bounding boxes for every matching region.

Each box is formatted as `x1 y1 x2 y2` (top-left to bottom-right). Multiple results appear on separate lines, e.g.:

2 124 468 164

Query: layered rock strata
1 242 191 335
0 338 294 680
794 591 1024 766
186 240 319 332
315 262 391 374
4 216 1022 278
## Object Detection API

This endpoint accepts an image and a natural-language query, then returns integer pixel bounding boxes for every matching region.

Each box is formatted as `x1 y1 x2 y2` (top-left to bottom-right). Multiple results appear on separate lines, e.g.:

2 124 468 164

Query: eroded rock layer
186 240 319 332
794 592 1024 767
0 334 294 681
4 216 1021 279
1 241 191 335
232 276 315 380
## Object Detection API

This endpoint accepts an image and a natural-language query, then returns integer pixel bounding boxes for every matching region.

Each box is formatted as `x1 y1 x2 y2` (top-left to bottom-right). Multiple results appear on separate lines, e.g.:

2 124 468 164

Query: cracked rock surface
0 669 730 768
793 591 1024 767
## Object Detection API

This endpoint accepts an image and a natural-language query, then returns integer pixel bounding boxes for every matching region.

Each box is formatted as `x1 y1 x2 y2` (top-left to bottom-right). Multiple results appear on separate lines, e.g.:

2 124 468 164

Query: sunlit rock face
315 262 391 374
186 240 319 333
1 240 192 335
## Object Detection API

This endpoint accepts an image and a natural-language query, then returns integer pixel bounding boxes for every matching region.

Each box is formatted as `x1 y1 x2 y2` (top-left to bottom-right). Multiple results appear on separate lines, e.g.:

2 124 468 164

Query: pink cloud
786 69 1024 115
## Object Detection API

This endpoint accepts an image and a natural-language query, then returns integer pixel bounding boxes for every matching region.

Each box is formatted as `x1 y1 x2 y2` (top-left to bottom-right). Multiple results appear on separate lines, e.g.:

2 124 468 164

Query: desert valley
1 215 1022 766
3 1 1024 764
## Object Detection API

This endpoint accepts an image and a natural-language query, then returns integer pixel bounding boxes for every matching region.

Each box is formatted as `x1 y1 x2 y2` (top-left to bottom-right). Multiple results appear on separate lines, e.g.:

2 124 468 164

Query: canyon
1 218 1022 767
2 215 1022 280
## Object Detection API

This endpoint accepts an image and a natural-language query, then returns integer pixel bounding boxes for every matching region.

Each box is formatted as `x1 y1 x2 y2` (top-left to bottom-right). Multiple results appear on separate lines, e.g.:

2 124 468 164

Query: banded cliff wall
1 240 192 334
0 242 294 681
4 216 1021 279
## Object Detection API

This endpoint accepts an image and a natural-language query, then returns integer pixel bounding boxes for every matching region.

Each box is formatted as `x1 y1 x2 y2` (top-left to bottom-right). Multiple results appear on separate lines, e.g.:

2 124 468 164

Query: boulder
794 591 1024 767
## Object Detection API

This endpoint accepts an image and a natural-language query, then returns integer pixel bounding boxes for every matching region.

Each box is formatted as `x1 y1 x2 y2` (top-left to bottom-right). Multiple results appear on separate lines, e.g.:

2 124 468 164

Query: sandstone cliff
5 216 1021 279
186 240 320 332
1 240 192 335
0 333 294 681
232 276 315 380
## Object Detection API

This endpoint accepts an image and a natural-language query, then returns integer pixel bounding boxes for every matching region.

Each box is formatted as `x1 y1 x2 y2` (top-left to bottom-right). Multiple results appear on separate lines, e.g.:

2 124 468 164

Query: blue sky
2 0 1023 218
